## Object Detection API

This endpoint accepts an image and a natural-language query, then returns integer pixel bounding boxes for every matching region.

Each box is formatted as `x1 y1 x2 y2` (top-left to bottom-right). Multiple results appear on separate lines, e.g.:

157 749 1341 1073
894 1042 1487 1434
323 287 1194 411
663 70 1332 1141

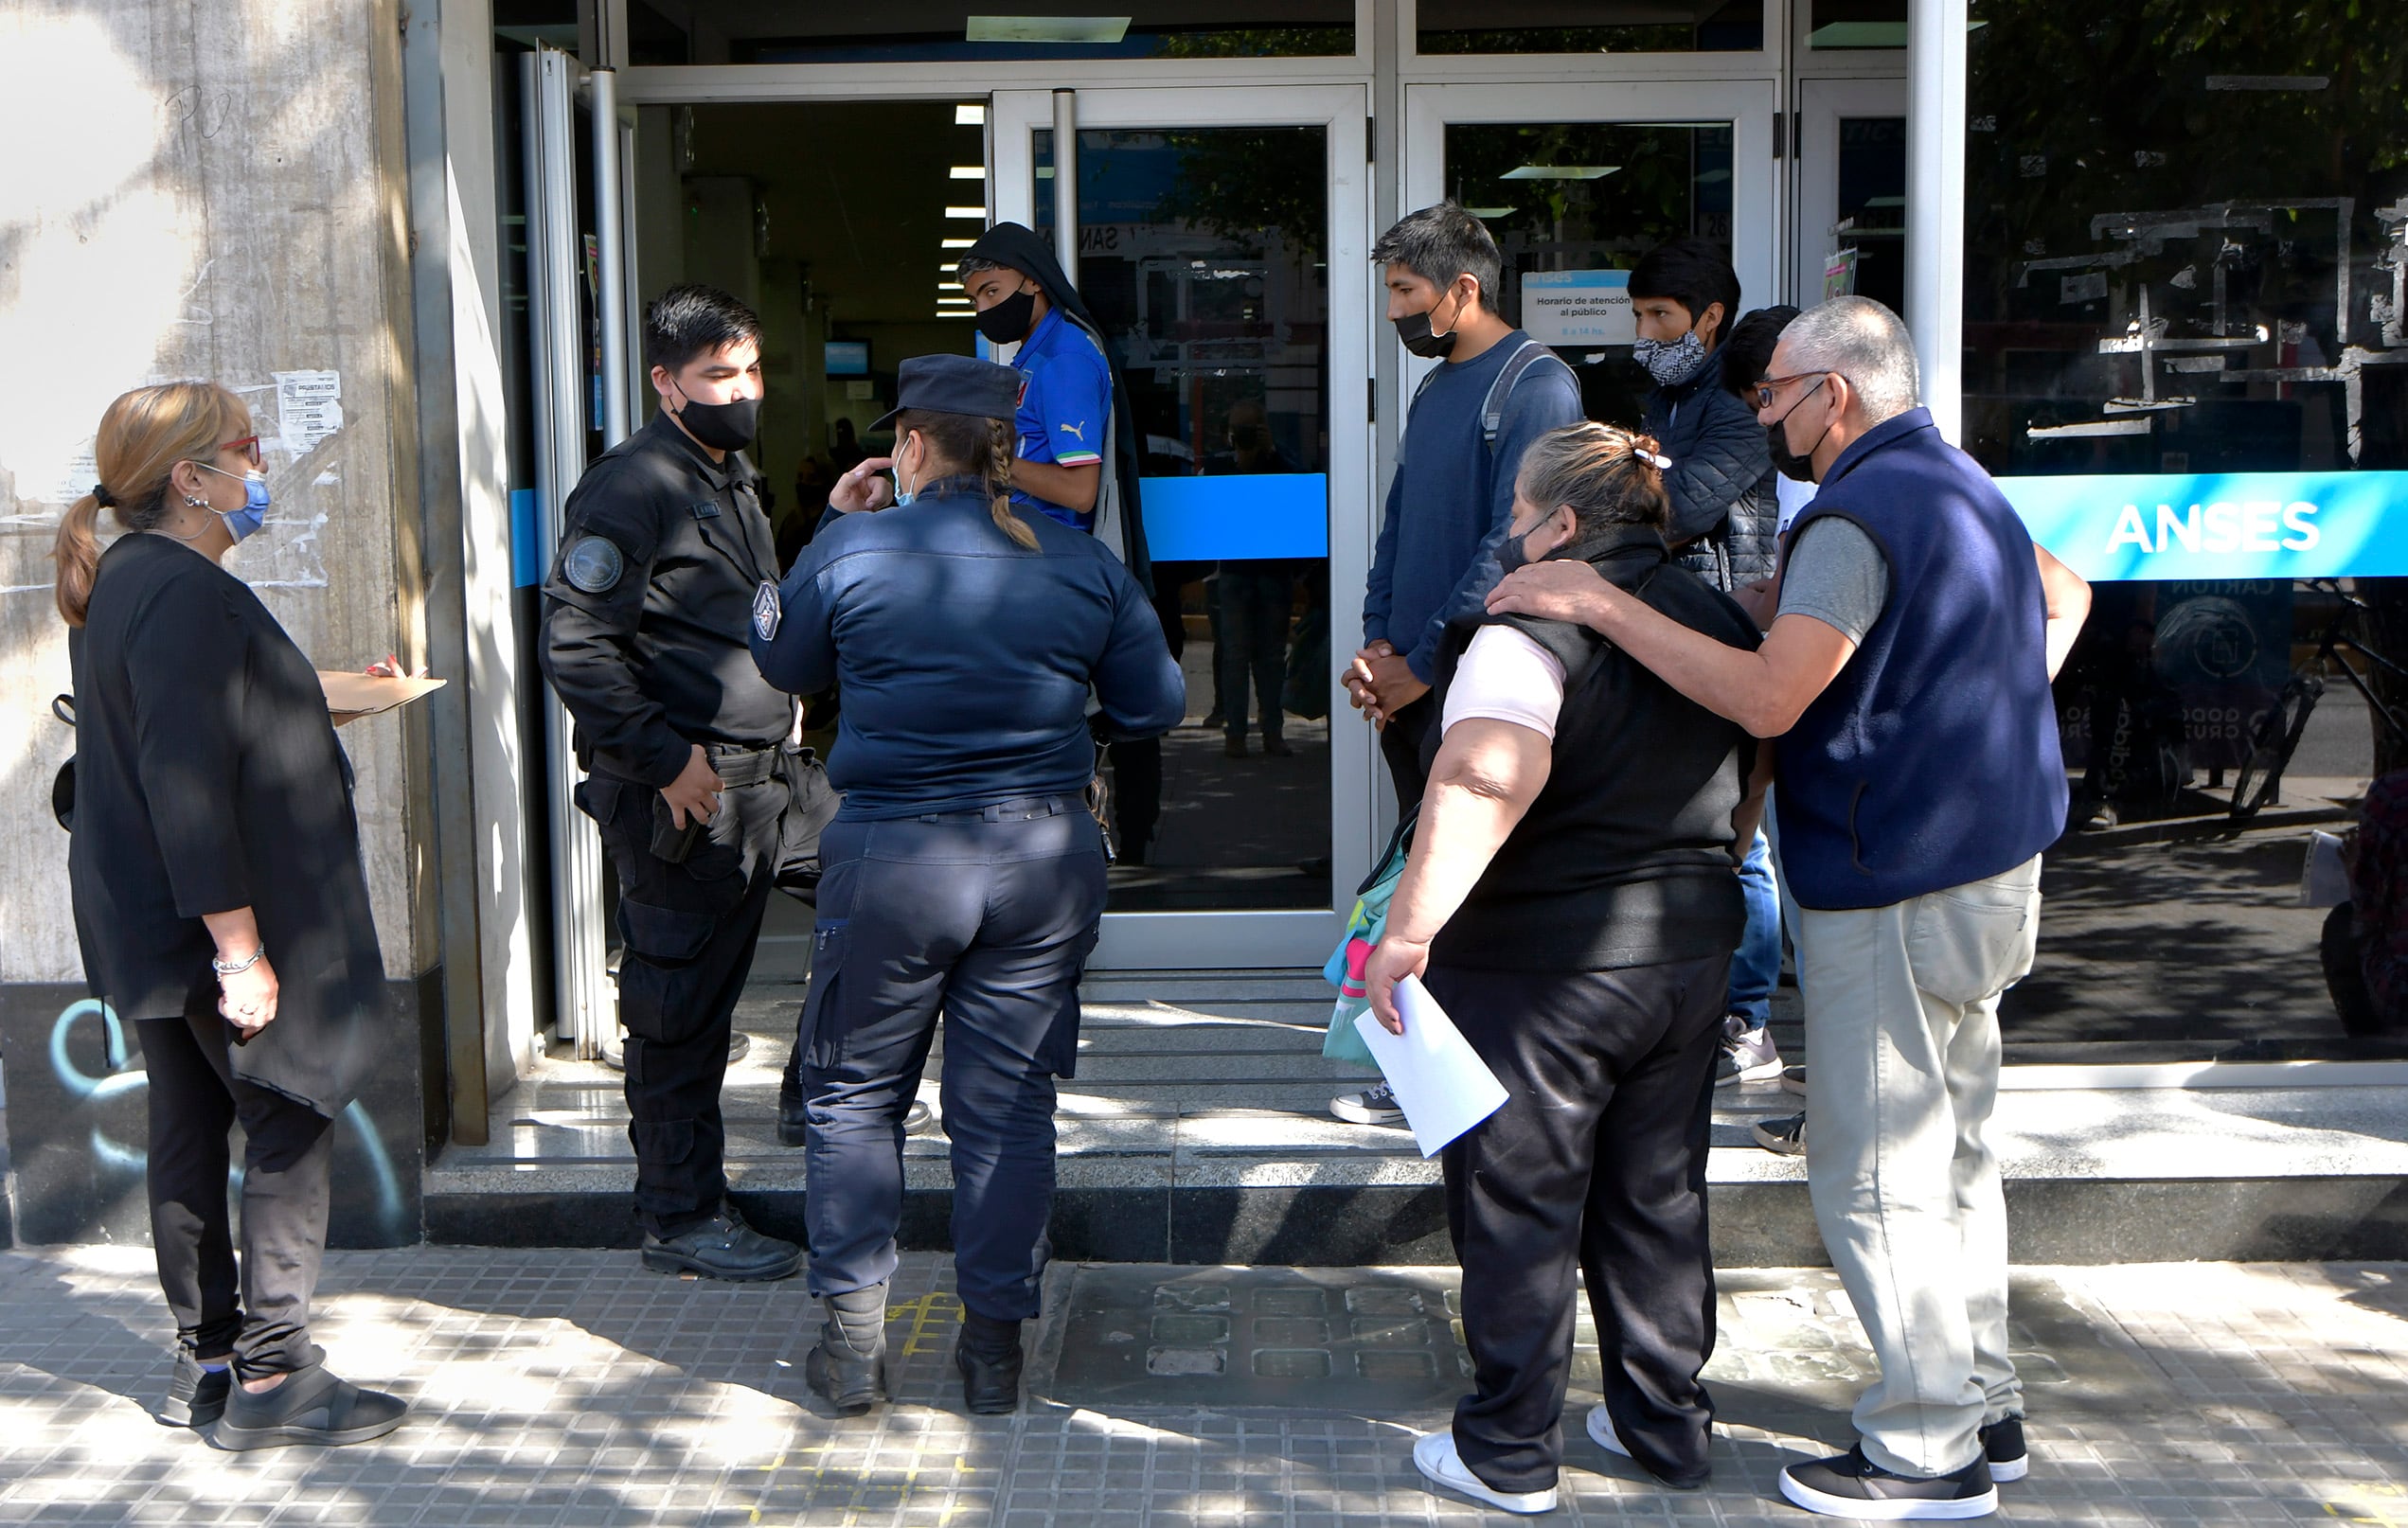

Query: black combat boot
806 1285 889 1415
954 1308 1025 1415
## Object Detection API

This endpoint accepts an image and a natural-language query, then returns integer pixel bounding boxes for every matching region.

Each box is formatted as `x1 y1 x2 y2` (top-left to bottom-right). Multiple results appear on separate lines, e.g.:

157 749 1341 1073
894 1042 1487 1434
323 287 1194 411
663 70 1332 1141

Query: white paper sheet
2301 829 2350 909
1352 975 1509 1158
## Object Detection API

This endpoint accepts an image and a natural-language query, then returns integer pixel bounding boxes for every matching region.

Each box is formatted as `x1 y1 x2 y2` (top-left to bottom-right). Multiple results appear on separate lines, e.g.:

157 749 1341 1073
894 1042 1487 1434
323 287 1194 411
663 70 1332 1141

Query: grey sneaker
1714 1017 1782 1086
1330 1080 1404 1126
1753 1112 1807 1155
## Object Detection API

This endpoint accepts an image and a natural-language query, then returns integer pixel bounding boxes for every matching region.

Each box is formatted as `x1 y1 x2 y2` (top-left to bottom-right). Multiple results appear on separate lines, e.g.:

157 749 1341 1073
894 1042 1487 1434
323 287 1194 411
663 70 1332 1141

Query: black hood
967 222 1102 335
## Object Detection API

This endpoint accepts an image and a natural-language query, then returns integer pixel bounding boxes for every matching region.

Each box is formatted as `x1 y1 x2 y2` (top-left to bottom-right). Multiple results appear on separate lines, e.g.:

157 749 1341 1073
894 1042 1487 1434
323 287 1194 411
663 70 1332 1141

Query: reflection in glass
1965 0 2408 1058
1446 121 1736 428
1037 127 1334 912
1826 116 1906 313
1807 0 1907 47
659 2 1350 62
1418 0 1760 53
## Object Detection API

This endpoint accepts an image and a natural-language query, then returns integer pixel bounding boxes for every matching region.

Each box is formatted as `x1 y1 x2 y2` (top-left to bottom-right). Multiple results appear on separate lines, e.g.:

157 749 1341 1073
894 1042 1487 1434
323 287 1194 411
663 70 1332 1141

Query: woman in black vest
55 382 404 1449
1361 422 1763 1512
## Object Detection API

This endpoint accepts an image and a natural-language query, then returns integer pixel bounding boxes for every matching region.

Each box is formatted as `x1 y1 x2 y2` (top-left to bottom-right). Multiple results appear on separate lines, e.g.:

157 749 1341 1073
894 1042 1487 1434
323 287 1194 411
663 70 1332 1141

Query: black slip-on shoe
157 1350 232 1430
1779 1444 1997 1520
640 1209 803 1281
954 1338 1025 1414
1980 1415 2028 1483
206 1364 407 1451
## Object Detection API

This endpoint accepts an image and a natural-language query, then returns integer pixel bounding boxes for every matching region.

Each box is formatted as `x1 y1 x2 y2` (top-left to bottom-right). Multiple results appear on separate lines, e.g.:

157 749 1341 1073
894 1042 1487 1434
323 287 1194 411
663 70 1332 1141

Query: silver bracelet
211 948 266 977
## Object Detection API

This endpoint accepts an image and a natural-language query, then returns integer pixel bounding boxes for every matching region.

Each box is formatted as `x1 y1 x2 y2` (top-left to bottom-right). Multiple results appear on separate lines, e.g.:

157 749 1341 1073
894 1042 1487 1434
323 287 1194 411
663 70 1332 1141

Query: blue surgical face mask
891 435 919 507
198 463 271 542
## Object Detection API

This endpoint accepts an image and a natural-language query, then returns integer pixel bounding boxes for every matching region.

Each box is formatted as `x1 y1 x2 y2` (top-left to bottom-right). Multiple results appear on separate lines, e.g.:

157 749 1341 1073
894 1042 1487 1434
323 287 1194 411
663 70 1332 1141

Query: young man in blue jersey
957 222 1167 864
1335 202 1587 1128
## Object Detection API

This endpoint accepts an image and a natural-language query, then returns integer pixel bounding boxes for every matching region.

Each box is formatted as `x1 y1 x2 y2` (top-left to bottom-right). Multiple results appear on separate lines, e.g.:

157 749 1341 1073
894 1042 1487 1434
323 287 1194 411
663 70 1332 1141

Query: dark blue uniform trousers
796 798 1107 1322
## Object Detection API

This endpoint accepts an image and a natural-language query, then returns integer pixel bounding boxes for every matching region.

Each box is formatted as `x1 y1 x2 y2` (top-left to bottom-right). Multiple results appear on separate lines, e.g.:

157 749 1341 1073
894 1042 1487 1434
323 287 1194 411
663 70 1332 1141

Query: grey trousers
1794 854 2042 1478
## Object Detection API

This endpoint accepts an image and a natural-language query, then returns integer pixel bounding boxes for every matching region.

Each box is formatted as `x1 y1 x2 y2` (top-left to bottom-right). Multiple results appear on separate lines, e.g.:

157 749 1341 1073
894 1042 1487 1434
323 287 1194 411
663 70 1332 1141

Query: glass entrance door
991 86 1372 969
1403 80 1779 428
1793 77 1908 315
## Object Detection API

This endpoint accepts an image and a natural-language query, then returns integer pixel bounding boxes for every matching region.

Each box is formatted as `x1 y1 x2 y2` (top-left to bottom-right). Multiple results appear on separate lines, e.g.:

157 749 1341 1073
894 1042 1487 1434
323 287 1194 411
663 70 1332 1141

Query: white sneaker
1411 1430 1559 1515
1584 1405 1631 1459
1713 1017 1783 1087
1330 1081 1404 1126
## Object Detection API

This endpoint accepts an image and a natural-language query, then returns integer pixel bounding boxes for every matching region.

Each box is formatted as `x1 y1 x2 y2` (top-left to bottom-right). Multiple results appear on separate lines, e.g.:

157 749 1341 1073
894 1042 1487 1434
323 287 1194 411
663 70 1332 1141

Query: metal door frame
992 85 1375 970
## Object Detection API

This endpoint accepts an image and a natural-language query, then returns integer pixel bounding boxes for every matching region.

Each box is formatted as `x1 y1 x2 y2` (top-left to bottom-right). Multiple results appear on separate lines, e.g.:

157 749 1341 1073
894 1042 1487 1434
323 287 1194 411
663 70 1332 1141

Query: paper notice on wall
1521 269 1634 347
274 369 344 456
52 441 99 506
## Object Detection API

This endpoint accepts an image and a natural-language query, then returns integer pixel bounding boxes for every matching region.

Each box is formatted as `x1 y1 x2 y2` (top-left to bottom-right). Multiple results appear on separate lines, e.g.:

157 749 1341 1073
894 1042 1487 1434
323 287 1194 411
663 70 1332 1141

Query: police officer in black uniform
751 355 1185 1416
540 284 803 1282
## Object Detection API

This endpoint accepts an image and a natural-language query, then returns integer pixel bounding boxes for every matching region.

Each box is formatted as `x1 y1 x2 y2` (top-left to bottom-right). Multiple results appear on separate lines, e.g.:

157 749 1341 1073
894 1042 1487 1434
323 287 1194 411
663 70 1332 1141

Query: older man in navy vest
1488 296 2092 1521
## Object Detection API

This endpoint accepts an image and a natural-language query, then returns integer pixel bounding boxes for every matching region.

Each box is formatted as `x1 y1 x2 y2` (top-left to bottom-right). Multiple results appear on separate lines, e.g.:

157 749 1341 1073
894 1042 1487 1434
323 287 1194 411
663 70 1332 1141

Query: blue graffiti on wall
49 998 407 1239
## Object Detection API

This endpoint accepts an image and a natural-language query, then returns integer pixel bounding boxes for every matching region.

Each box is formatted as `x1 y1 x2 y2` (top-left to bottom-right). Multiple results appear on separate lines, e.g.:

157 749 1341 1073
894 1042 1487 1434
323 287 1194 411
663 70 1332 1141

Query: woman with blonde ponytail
59 382 405 1448
751 353 1183 1418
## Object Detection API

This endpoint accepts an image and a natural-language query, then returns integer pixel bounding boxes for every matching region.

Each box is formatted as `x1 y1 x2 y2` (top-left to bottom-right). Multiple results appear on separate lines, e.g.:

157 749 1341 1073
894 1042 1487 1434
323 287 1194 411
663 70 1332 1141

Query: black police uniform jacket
540 414 794 784
68 534 386 1118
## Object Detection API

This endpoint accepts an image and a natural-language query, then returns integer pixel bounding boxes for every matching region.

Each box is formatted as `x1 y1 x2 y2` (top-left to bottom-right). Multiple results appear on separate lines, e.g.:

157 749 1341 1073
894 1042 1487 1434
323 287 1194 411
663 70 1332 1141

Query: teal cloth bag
1321 808 1418 1067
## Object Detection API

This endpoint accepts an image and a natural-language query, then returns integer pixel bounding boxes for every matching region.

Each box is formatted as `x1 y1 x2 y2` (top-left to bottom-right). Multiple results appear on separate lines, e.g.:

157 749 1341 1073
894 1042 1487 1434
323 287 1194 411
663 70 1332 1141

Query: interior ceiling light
937 309 974 318
956 104 988 125
1500 165 1619 181
945 204 989 219
951 166 987 180
942 238 976 248
966 15 1132 44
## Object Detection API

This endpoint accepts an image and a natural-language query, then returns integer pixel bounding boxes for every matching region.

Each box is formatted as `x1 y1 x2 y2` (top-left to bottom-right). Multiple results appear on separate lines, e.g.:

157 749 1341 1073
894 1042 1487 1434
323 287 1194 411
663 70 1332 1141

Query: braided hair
890 406 1038 550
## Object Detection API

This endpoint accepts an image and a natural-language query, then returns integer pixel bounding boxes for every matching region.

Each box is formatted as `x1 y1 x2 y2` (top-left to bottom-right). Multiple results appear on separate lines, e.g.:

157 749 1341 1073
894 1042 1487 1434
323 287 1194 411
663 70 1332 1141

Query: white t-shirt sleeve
1440 625 1568 741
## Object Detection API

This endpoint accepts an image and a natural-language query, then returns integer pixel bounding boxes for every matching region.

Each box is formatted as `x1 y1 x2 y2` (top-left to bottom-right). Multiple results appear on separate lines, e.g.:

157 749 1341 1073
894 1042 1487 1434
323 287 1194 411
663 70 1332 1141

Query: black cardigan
67 534 386 1117
1423 529 1759 972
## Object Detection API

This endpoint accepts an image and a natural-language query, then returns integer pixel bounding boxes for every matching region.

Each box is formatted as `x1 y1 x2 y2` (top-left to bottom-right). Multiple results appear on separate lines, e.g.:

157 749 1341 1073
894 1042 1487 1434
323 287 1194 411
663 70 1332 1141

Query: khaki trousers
1794 855 2042 1477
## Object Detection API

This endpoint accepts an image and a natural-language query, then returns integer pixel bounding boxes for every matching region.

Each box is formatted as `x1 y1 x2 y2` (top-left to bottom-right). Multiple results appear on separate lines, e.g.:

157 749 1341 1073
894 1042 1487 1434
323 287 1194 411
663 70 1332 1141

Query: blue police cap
869 354 1020 434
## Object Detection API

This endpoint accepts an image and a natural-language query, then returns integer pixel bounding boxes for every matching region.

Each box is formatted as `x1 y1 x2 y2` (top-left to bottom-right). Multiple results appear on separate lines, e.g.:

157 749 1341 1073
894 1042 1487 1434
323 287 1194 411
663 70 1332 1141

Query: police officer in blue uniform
540 285 803 1282
751 355 1184 1416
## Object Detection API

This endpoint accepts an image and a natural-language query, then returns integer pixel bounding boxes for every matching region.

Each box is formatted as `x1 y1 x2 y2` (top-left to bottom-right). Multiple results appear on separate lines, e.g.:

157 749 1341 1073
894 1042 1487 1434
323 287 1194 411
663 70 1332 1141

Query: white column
1906 0 1968 441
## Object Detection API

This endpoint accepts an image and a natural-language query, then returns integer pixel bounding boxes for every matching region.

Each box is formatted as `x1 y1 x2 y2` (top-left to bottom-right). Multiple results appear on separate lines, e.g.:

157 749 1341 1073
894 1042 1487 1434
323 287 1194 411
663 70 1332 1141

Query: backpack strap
1478 339 1577 450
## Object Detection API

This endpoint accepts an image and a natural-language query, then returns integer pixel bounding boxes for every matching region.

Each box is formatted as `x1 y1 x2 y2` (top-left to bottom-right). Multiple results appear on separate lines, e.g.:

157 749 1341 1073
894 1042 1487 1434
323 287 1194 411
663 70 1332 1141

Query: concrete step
427 971 2408 1265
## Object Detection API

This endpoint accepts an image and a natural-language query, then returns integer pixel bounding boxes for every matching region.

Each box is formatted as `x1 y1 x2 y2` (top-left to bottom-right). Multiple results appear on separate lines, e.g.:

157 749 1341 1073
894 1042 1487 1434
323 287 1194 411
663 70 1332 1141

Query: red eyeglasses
221 435 263 469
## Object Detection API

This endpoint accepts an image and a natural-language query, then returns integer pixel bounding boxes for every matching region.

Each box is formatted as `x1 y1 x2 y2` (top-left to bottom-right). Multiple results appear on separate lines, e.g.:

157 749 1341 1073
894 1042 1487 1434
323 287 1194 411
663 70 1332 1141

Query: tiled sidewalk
1 1247 2403 1525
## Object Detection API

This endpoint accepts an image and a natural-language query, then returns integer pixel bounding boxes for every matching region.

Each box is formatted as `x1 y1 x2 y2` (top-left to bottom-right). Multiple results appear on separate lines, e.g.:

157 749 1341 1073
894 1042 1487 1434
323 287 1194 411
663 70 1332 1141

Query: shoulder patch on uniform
563 536 625 594
752 580 782 643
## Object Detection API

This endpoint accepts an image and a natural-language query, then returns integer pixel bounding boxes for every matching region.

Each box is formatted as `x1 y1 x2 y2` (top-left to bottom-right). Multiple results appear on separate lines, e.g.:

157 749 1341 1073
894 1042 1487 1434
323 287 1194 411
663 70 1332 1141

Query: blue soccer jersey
1008 307 1112 530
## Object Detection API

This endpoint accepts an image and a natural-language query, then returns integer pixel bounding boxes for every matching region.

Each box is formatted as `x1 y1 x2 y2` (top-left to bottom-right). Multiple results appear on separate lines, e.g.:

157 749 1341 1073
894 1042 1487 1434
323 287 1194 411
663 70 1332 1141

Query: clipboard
319 670 446 727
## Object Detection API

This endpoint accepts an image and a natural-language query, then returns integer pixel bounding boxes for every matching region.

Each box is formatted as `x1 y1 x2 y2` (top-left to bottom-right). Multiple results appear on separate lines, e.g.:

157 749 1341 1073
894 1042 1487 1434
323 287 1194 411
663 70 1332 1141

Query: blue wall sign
1999 471 2408 582
1137 473 1329 562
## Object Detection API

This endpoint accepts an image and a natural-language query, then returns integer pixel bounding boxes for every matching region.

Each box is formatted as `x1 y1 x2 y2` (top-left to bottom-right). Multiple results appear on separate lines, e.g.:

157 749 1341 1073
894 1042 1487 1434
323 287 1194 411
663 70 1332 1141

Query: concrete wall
0 1 434 1236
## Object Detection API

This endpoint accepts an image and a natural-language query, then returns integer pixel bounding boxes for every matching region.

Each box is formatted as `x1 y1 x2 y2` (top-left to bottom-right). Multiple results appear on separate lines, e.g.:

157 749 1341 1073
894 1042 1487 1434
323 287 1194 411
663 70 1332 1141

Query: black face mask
1394 286 1465 360
1764 376 1833 484
1494 511 1560 577
671 385 759 452
976 288 1039 346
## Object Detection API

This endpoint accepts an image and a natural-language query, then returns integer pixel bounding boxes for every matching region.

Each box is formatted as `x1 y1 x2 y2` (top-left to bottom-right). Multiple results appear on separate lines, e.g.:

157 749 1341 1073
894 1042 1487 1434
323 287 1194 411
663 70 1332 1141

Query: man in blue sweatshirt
1335 203 1584 1128
1349 204 1584 815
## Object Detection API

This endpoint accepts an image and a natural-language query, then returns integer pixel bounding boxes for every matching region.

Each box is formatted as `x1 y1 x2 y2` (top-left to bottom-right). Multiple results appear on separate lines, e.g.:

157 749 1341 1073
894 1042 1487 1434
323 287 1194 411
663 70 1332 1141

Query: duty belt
704 740 783 788
913 793 1086 825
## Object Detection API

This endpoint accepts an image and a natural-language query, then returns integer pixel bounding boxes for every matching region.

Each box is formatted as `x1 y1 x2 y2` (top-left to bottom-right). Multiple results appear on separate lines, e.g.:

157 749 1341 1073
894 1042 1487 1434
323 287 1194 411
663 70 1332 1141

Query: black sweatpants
581 768 785 1236
1426 954 1731 1494
141 979 335 1382
1378 693 1437 816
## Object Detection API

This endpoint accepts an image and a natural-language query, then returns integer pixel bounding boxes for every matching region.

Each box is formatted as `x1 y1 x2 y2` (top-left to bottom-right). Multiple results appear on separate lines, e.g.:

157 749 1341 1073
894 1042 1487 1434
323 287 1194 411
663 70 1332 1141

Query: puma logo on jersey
1058 421 1088 443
